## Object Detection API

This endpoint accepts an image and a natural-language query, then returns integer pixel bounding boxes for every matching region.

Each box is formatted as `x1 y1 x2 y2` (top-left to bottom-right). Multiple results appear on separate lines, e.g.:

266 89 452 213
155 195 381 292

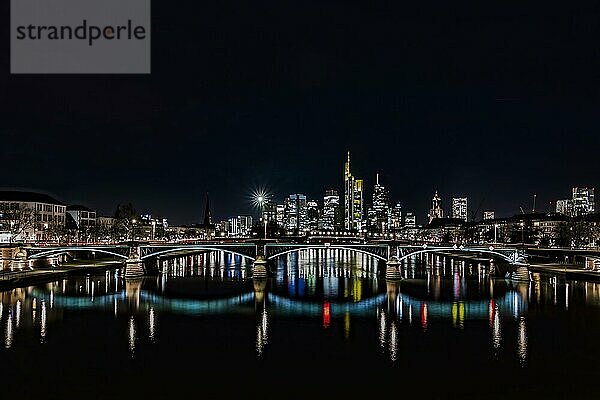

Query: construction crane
470 197 485 222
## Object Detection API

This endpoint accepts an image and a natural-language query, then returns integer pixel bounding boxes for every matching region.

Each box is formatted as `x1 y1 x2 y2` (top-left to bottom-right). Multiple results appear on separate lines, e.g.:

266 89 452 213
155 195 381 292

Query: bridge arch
396 246 517 264
140 246 256 261
28 247 129 260
266 245 388 262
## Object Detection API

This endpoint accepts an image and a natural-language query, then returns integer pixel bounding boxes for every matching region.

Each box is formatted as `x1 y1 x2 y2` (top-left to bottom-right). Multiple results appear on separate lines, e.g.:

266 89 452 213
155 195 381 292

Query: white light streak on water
40 300 47 343
149 307 156 342
128 316 136 357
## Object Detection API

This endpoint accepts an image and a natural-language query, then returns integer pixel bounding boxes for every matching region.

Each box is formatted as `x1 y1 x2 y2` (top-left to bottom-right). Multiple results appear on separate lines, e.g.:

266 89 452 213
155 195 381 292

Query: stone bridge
20 241 528 279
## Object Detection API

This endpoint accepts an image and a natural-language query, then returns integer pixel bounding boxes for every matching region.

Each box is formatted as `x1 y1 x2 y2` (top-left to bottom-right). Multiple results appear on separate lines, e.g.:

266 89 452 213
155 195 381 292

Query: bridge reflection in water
1 250 600 366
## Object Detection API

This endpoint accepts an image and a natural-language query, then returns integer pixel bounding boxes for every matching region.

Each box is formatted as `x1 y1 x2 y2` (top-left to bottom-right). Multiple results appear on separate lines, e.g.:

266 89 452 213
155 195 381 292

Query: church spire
203 192 212 226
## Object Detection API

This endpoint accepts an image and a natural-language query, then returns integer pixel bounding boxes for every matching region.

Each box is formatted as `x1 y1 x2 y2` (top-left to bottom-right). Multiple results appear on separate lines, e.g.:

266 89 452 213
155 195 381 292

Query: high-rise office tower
370 173 390 232
307 199 319 230
572 187 595 216
451 197 468 221
322 189 340 230
227 217 239 236
284 194 308 233
263 200 277 223
276 204 285 227
404 212 416 228
238 215 253 236
344 152 364 231
555 199 573 216
388 202 403 230
428 190 444 223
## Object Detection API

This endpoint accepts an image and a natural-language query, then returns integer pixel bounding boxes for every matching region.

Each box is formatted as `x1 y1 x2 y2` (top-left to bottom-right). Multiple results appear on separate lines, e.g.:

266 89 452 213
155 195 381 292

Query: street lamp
256 196 267 239
494 224 498 244
131 219 137 241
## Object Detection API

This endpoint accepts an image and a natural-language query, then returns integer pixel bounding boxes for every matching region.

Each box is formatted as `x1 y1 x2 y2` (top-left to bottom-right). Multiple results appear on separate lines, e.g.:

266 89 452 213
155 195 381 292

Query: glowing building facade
572 187 595 216
451 197 468 221
369 174 390 232
284 194 308 233
428 190 443 223
322 190 340 231
344 152 364 231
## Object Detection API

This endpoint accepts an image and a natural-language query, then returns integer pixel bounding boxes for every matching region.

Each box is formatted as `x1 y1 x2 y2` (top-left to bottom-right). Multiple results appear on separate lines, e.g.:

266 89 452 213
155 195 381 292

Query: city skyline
2 3 599 225
2 2 600 399
0 152 597 226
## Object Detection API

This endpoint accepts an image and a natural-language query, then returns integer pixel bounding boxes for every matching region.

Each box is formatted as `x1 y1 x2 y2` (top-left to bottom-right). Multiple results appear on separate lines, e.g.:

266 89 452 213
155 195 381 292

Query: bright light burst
248 185 272 212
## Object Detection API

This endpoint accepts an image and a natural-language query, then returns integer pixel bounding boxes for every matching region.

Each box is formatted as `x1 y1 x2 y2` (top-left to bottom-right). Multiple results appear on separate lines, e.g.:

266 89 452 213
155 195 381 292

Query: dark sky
1 1 599 225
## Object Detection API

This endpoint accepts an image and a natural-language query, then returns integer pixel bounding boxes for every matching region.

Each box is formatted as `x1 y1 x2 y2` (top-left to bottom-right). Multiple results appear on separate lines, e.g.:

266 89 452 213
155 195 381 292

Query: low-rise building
66 205 97 230
0 191 66 242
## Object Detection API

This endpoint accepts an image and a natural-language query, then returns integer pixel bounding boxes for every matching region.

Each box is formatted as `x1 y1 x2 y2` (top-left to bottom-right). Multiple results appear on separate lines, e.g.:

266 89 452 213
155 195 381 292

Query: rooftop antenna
532 194 537 213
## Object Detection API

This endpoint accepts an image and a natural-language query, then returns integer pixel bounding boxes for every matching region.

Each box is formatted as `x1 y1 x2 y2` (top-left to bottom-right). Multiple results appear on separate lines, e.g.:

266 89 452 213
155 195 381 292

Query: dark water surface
1 251 599 399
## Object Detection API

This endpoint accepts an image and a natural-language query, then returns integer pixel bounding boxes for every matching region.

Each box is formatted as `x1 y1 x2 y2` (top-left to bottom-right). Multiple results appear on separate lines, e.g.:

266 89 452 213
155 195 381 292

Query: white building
451 197 468 221
483 210 495 220
238 215 253 236
0 191 66 242
66 205 97 230
555 199 573 216
572 187 595 216
404 212 416 228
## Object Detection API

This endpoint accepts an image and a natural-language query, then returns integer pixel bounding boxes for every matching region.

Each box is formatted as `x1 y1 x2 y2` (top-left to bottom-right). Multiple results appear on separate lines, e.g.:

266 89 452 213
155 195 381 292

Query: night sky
1 1 599 224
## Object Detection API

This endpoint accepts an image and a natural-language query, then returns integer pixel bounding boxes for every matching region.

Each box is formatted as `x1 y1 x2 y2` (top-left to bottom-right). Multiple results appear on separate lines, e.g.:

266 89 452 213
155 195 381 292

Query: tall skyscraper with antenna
344 152 364 231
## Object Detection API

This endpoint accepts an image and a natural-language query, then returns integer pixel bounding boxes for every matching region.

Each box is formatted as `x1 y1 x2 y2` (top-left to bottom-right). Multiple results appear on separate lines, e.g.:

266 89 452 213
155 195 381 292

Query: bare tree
1 204 38 244
45 219 68 244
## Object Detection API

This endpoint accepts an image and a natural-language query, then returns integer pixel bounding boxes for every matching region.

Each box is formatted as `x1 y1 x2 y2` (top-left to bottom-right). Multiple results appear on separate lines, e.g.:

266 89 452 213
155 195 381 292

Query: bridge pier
124 246 145 278
252 255 268 278
510 265 531 282
253 278 267 309
386 281 400 316
385 255 401 280
12 247 31 270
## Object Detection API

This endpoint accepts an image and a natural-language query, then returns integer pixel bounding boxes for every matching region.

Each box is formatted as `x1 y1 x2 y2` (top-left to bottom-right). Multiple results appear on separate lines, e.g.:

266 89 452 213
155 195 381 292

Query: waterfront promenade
0 260 122 290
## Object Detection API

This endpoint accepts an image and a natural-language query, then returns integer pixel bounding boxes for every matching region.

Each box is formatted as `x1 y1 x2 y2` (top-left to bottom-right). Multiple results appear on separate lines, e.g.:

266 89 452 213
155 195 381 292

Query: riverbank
529 263 600 282
0 260 123 290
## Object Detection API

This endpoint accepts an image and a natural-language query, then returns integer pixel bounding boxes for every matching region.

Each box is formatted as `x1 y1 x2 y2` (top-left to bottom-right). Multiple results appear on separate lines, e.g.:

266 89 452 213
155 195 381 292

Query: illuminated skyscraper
428 190 443 223
284 194 307 233
263 200 277 223
276 204 285 227
307 199 319 230
404 212 416 228
227 217 239 236
572 187 595 216
555 199 572 216
369 173 390 232
322 189 340 230
344 152 364 231
451 197 468 221
238 215 253 236
389 202 403 230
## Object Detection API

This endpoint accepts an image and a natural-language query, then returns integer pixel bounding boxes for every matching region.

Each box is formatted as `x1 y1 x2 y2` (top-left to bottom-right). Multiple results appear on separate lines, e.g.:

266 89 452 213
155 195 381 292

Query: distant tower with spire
428 190 444 223
203 192 213 227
